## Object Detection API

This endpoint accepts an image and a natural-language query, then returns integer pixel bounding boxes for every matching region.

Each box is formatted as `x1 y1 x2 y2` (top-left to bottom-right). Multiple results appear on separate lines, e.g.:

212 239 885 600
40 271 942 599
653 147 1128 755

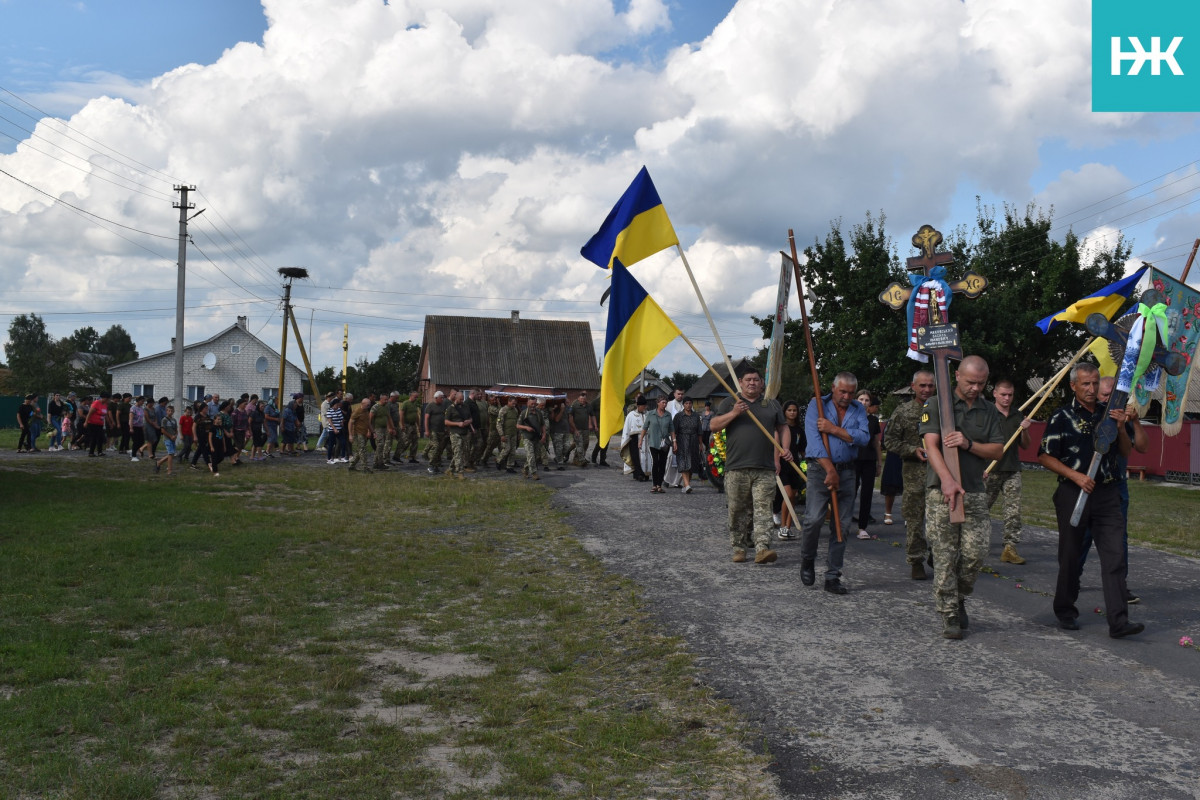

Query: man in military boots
920 355 1004 639
883 370 936 580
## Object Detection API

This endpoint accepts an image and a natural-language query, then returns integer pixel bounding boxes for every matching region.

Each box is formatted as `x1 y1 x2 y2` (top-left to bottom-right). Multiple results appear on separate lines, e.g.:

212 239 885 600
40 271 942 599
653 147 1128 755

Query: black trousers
1052 481 1129 633
855 459 877 525
650 446 668 487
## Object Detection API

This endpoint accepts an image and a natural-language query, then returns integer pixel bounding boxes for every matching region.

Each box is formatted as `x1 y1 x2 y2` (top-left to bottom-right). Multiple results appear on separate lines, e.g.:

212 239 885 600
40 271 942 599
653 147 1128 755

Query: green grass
1011 469 1200 556
0 456 776 799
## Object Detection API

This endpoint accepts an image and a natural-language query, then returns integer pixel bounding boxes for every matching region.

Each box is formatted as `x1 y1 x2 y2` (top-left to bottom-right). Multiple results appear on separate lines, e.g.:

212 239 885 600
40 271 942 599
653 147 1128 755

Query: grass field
0 453 777 800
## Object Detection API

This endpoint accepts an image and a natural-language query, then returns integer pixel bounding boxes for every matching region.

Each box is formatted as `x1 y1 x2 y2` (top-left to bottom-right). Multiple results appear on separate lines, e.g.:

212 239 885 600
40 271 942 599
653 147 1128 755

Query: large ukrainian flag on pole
581 166 679 270
1035 265 1149 334
599 258 681 445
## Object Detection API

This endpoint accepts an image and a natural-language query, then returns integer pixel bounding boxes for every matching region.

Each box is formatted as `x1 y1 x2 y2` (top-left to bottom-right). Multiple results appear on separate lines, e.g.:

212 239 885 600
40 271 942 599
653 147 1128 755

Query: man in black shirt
1037 363 1142 639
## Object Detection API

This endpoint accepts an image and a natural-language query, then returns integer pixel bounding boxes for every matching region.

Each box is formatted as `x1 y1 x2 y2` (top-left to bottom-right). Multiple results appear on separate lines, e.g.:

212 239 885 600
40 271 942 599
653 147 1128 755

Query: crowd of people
16 360 1151 641
695 359 1148 642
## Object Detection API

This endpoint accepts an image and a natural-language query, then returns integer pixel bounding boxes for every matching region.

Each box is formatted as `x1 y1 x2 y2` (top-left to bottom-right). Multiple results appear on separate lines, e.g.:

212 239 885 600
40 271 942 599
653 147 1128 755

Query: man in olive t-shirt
919 355 1004 639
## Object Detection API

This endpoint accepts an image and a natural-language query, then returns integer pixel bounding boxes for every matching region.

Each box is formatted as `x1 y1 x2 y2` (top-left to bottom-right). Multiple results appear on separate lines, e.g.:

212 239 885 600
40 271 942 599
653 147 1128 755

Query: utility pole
342 324 349 392
276 267 308 405
173 185 196 411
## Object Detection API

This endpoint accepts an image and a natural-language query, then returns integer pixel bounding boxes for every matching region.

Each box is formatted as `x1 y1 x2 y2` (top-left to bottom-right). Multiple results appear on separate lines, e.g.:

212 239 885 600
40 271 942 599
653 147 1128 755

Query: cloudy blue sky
2 0 1199 382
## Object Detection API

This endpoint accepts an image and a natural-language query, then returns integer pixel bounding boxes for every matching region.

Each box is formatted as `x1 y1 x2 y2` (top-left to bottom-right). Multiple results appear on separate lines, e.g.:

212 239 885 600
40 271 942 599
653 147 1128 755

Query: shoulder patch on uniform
920 412 929 423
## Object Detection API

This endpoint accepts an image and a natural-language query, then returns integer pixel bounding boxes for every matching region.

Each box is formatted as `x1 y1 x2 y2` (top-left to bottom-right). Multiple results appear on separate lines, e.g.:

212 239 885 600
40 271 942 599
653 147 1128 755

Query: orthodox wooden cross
1068 289 1185 525
880 225 989 523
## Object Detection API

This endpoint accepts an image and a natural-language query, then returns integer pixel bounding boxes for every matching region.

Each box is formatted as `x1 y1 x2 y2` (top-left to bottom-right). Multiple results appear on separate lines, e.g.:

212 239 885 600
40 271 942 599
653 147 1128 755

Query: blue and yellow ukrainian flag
599 258 680 445
581 166 679 270
1035 265 1149 334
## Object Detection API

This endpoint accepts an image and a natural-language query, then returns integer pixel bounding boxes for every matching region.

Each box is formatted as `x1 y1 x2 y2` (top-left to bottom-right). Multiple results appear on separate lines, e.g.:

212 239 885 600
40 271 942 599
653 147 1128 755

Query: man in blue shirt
799 372 870 594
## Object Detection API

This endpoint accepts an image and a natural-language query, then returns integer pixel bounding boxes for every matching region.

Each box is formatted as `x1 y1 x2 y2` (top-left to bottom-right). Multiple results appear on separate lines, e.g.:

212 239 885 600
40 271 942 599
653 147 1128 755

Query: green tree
5 313 69 393
95 325 138 364
756 212 906 398
667 370 700 393
757 207 1131 406
945 202 1129 394
66 326 100 354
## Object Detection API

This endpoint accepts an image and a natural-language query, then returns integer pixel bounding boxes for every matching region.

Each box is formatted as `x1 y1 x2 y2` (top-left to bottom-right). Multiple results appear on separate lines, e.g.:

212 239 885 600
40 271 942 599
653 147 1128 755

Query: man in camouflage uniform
920 355 1004 640
443 389 472 479
496 396 520 473
348 397 374 473
710 366 791 566
589 392 609 466
517 398 546 479
568 390 594 467
548 398 571 470
370 392 395 471
984 378 1031 565
478 393 501 467
424 391 449 474
396 391 420 463
385 391 402 465
883 369 936 580
462 389 482 472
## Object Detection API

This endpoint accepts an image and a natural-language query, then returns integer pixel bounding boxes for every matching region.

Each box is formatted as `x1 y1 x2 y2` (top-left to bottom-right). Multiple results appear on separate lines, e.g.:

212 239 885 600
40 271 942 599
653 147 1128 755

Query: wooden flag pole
675 245 739 384
677 331 805 480
1181 238 1200 284
984 337 1096 477
787 230 843 543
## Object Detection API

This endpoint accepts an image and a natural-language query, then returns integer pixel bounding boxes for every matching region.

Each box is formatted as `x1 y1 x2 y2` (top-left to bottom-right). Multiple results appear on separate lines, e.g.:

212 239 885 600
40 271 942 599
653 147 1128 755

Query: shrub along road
549 465 1200 799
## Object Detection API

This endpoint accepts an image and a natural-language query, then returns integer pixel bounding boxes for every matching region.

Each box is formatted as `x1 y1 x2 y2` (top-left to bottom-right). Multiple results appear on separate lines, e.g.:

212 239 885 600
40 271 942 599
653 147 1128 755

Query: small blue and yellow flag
599 258 681 445
581 166 679 270
1035 265 1148 334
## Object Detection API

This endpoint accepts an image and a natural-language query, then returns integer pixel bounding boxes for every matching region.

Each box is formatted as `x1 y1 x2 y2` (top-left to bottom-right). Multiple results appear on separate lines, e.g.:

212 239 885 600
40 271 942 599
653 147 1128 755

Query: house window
261 387 278 403
231 345 242 354
186 385 205 401
133 384 153 399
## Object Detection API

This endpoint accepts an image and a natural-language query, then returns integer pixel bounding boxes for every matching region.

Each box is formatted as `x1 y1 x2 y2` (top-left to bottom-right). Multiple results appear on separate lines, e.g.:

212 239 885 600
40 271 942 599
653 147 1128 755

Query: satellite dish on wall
203 352 217 370
255 356 269 373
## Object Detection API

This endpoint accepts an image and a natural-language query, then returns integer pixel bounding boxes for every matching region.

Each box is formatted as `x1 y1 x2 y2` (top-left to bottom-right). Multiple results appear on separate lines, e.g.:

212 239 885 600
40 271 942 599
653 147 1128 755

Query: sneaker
683 485 692 494
856 529 871 540
776 527 792 540
327 459 336 465
130 457 139 462
772 512 782 526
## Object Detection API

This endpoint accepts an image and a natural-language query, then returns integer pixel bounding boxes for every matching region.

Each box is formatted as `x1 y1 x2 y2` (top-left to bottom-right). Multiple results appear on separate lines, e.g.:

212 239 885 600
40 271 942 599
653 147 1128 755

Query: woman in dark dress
671 398 702 493
880 413 903 526
774 400 807 539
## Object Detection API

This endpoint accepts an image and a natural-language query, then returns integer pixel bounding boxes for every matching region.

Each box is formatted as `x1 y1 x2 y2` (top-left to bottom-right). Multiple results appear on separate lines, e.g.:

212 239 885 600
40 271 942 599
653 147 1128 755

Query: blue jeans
800 461 857 581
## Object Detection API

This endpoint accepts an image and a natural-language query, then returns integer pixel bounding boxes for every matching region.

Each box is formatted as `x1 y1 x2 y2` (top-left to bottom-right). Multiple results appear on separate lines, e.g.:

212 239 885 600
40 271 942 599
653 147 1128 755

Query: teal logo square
1093 0 1200 111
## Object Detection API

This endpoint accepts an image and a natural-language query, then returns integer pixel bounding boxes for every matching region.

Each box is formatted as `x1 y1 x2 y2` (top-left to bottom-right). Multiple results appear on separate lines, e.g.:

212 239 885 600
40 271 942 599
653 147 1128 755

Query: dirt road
548 464 1200 800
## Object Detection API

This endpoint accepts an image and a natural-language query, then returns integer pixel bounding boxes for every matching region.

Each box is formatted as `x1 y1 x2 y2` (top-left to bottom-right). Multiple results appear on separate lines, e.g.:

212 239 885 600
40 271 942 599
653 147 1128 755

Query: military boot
1001 544 1026 564
942 612 963 640
958 599 969 630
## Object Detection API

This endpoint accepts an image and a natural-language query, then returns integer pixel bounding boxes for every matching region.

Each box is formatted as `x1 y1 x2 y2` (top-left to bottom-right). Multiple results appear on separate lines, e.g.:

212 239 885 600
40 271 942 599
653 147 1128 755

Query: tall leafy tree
755 212 907 399
66 326 100 354
95 325 138 364
667 370 700 393
4 313 68 392
754 206 1130 405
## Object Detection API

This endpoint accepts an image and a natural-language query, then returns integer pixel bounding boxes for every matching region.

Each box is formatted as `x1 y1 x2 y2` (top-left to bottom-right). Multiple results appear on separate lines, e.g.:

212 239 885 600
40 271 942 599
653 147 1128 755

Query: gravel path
546 463 1200 800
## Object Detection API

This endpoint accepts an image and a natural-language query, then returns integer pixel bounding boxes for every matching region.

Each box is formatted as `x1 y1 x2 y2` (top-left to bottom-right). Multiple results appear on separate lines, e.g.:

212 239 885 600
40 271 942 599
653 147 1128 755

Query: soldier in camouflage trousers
517 401 545 479
445 390 471 478
478 395 501 466
984 379 1032 564
496 397 520 472
396 391 421 462
883 370 935 579
919 356 1004 640
370 395 394 471
724 469 775 552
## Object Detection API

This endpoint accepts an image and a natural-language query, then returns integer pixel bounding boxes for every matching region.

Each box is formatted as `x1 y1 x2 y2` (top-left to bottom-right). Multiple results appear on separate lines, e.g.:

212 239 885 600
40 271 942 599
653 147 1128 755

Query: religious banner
1133 268 1200 435
764 253 793 399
